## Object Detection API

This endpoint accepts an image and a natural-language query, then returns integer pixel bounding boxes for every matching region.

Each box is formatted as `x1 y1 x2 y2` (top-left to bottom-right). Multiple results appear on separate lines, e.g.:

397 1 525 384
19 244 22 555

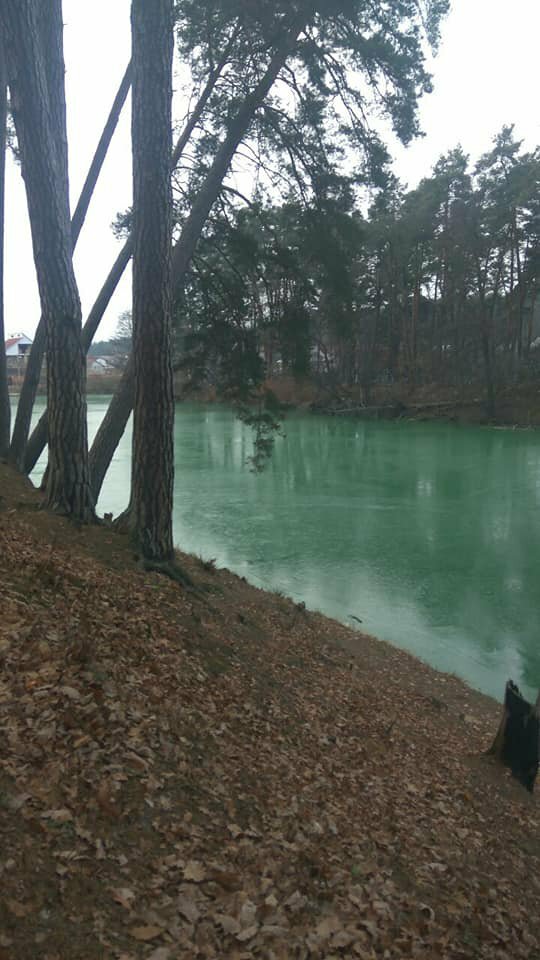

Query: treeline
181 127 540 414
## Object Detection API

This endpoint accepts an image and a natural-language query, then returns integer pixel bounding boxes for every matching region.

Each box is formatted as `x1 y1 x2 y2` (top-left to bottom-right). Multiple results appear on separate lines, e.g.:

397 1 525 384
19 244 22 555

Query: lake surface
14 395 540 701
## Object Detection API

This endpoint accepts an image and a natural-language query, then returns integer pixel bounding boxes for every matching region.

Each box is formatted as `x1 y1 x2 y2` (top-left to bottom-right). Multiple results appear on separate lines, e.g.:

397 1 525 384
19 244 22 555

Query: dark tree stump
488 680 539 793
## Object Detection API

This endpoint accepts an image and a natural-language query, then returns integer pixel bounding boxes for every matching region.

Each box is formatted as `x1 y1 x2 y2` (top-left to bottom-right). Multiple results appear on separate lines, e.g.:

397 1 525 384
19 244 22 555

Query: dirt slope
0 464 539 960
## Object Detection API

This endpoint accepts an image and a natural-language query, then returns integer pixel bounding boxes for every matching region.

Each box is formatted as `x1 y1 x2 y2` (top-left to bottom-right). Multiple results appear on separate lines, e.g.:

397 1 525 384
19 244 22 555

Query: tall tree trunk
0 37 9 459
9 56 131 470
88 10 312 499
1 0 93 519
130 0 174 562
38 0 69 188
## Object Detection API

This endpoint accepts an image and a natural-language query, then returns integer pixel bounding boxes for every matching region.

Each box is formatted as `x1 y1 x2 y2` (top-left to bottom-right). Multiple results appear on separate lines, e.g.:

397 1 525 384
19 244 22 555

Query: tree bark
9 56 132 470
8 320 45 469
88 353 134 504
38 0 69 190
0 37 9 459
71 60 131 248
88 9 312 499
24 236 134 474
129 0 174 562
8 0 70 469
1 0 94 519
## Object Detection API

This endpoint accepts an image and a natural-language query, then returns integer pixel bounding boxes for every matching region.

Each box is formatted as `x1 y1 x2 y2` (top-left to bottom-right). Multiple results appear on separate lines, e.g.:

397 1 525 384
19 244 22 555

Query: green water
16 395 540 701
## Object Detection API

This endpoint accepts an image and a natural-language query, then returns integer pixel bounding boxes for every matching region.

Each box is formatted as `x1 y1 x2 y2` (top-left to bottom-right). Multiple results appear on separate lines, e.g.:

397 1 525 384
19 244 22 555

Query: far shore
9 374 540 429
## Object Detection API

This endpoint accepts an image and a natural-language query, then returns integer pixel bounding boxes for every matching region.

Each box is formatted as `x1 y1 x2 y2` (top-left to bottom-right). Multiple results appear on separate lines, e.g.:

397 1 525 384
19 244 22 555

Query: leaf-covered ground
1 464 539 960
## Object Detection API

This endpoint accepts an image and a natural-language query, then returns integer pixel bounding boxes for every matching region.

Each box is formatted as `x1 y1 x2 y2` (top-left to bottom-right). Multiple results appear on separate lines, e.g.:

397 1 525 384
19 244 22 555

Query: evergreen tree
130 0 175 564
0 0 94 519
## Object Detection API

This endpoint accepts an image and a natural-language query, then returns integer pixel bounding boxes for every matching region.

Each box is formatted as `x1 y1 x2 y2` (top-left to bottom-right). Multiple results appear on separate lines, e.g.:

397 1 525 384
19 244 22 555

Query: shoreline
3 459 507 712
0 461 508 726
10 378 540 430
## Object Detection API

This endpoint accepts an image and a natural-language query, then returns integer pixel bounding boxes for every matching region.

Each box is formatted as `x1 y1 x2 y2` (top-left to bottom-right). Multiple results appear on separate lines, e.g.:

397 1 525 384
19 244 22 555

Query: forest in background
170 127 540 419
49 121 540 416
92 127 540 420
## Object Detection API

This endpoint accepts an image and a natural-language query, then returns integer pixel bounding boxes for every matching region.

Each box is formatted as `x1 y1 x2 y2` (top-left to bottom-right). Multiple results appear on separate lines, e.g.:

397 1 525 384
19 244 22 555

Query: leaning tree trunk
24 236 134 475
88 353 135 505
0 38 10 459
70 60 131 248
88 10 311 500
9 55 132 471
129 0 174 563
1 0 94 520
488 680 539 793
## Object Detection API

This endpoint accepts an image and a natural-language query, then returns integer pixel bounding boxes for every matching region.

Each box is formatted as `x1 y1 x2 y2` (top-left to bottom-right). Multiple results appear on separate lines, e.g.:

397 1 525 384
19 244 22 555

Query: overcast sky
4 0 540 342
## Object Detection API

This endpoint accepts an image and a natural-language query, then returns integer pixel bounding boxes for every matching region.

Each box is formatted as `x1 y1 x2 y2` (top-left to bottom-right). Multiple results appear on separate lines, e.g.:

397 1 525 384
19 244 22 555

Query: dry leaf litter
0 465 539 959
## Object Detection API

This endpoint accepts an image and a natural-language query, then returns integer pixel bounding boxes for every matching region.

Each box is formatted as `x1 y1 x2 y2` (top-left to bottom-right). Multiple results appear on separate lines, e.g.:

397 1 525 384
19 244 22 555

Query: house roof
5 334 32 349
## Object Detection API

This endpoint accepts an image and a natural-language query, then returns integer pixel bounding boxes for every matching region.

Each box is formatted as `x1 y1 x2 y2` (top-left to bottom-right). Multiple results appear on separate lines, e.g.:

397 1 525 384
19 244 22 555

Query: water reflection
17 395 540 701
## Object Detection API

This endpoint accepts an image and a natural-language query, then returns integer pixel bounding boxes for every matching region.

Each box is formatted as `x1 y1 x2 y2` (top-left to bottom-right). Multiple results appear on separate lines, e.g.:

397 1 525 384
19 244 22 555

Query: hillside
0 463 539 960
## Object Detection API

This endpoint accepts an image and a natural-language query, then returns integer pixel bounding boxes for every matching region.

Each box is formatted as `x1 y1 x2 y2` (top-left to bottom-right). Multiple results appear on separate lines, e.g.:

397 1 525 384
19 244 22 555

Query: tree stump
488 680 539 793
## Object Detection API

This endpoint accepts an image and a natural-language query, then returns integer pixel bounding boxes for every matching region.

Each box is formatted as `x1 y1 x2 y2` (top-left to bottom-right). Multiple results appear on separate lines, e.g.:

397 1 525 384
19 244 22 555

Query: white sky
4 0 540 342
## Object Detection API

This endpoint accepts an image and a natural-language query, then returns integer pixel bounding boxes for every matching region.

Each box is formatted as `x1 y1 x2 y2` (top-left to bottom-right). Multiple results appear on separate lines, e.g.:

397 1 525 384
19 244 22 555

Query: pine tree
129 0 175 563
0 0 94 519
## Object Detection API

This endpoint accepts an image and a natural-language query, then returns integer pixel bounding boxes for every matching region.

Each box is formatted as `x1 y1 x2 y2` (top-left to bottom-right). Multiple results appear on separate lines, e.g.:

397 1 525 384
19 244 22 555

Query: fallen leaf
239 900 257 929
147 949 171 960
41 808 73 823
36 723 56 743
284 890 307 913
177 893 200 924
112 887 136 910
215 914 240 935
5 899 31 918
316 915 341 939
260 923 289 937
183 860 206 883
129 925 163 942
332 929 356 949
4 793 31 812
207 867 240 890
236 924 258 942
96 781 120 818
95 838 107 860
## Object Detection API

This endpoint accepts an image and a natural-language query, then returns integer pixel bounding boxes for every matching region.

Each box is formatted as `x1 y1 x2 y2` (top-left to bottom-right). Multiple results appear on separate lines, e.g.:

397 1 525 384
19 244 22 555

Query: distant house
88 357 114 374
5 333 33 379
5 333 33 358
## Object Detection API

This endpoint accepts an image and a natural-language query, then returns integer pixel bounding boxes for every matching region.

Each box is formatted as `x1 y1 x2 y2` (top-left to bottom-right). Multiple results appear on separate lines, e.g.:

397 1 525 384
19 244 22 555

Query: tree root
140 558 195 588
